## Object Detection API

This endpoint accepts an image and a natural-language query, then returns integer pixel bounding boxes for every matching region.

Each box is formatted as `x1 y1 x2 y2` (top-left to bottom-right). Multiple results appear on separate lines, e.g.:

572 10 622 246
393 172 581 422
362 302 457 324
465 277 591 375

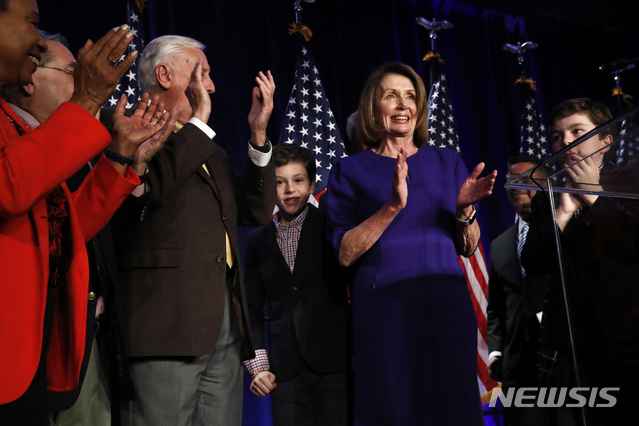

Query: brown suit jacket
117 123 275 359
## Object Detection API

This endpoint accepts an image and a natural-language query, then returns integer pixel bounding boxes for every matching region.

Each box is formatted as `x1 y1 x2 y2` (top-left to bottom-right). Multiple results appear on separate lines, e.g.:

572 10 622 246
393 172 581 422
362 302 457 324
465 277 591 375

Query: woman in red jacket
0 0 176 423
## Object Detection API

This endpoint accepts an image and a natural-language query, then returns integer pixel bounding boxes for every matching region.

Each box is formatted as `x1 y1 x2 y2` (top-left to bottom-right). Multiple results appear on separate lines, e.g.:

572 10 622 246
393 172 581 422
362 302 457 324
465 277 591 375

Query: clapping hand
389 147 409 211
186 59 212 123
109 93 178 172
555 153 602 227
563 153 602 207
247 71 276 147
70 25 138 116
456 162 497 208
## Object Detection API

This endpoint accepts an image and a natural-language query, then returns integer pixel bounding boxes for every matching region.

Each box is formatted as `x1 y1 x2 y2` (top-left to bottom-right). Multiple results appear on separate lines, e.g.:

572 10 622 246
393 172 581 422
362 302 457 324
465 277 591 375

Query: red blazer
0 100 139 404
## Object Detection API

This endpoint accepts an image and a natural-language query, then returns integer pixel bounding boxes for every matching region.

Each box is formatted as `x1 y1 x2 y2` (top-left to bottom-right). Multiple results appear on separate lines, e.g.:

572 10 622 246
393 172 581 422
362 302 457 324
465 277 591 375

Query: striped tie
517 222 529 277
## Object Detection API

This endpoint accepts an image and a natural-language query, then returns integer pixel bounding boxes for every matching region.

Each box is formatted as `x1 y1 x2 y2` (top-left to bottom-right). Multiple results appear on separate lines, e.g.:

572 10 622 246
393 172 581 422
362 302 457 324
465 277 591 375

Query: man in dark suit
117 35 276 426
243 144 351 426
487 155 548 425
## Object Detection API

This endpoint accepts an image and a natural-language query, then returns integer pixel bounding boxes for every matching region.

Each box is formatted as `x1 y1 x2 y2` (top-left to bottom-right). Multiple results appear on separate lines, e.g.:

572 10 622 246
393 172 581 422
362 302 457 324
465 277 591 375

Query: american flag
615 110 639 165
425 52 498 397
107 0 146 109
279 45 347 196
426 56 461 153
516 78 548 161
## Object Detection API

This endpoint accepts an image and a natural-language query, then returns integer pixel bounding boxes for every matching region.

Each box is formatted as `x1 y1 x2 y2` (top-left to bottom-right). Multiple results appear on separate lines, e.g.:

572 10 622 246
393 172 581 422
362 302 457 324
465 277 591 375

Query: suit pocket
120 247 183 269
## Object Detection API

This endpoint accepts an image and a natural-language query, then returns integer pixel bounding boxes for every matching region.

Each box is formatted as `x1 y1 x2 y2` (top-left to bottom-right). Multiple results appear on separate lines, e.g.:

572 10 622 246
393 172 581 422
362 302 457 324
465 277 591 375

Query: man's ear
156 64 171 90
21 82 35 96
310 180 316 195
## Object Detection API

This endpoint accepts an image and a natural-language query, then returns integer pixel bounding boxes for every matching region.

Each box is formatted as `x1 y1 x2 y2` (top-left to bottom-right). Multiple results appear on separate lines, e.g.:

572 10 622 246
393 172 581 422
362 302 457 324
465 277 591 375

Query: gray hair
139 35 205 92
38 30 70 66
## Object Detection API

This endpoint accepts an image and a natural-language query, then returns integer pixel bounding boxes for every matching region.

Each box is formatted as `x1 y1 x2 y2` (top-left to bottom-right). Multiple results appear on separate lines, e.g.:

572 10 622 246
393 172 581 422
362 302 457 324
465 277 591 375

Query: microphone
599 58 639 73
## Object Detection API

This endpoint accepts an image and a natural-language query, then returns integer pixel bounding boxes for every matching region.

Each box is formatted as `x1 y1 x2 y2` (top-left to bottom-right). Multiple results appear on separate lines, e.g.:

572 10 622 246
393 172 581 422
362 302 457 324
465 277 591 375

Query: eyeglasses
506 174 534 185
38 65 74 76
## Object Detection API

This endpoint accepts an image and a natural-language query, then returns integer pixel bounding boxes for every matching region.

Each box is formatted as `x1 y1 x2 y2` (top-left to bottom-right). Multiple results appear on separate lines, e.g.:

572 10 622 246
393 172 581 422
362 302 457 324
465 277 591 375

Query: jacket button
222 215 227 222
88 291 96 300
216 255 225 264
291 286 298 291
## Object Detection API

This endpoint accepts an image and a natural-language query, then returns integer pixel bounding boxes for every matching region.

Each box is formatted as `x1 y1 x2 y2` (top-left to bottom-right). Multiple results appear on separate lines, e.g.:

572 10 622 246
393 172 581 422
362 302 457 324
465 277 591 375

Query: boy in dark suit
243 144 351 426
522 98 639 425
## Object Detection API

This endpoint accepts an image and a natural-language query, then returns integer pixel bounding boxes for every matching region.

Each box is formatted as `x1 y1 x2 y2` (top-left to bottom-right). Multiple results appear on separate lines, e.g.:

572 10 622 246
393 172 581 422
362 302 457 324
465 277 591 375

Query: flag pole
281 0 346 198
293 0 315 25
417 15 500 406
416 17 453 86
599 57 638 113
502 41 538 77
600 58 637 166
289 1 314 42
502 40 550 161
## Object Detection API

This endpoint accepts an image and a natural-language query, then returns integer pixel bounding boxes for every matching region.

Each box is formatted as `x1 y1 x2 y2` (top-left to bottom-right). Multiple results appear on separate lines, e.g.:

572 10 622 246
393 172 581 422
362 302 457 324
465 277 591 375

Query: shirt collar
7 103 40 129
273 205 309 230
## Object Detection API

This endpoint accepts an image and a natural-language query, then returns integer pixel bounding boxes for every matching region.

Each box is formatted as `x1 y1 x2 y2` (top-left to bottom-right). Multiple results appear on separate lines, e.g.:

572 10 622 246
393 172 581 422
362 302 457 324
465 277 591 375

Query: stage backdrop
38 0 639 249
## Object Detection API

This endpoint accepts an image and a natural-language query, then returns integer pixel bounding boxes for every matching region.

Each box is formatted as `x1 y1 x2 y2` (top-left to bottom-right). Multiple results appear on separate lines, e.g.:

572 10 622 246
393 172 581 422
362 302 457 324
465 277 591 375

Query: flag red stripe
478 352 499 392
459 242 496 394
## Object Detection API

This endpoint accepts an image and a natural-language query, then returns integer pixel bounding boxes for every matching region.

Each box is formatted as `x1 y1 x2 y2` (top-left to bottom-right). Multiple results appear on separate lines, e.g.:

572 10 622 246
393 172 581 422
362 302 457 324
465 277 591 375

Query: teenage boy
243 144 351 426
522 98 639 426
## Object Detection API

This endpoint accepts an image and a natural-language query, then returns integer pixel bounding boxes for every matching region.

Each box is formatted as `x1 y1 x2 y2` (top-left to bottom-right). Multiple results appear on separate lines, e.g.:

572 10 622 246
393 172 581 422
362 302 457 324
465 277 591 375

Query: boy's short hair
548 97 615 139
273 144 317 183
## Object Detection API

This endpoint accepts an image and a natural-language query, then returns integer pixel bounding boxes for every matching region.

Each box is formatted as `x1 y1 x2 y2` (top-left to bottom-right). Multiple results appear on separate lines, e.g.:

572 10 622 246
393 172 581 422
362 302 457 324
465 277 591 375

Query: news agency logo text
489 387 620 408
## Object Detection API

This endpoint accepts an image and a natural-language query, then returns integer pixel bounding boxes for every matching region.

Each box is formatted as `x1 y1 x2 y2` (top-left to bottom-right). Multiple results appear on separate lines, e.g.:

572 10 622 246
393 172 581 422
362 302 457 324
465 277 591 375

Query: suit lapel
266 222 294 277
506 224 523 286
199 159 221 202
292 207 318 281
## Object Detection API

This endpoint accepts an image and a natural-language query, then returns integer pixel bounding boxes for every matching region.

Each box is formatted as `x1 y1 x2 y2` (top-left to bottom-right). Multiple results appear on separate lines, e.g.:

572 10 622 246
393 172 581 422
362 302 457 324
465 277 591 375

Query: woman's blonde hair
356 62 429 149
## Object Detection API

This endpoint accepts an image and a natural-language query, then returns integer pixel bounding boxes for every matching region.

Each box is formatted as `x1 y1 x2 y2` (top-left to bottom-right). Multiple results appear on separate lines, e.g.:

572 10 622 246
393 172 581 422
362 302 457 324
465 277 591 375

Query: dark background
36 0 638 423
38 0 639 246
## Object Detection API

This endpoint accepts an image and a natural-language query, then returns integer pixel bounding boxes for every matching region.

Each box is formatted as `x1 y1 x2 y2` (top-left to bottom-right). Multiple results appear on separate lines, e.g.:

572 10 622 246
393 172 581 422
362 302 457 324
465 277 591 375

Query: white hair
345 110 359 141
139 35 205 92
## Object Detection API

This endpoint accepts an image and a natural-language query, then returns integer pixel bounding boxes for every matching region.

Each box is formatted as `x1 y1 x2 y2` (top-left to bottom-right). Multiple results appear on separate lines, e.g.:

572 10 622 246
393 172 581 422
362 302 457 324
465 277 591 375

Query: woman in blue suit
326 62 496 425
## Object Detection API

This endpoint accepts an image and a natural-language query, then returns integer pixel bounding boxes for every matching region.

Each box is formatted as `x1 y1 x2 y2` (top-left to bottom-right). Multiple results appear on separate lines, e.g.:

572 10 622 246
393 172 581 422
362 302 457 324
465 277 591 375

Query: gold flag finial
612 87 634 107
288 23 313 42
515 75 537 91
134 0 146 13
423 51 444 65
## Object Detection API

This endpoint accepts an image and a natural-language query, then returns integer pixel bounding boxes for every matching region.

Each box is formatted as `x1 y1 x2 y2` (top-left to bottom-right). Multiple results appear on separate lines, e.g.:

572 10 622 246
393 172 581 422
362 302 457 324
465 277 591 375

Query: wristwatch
457 205 477 226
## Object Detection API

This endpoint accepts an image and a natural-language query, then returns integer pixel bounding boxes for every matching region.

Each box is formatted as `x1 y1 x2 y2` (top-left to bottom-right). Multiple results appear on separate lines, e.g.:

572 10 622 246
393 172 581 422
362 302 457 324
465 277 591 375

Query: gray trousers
121 279 243 426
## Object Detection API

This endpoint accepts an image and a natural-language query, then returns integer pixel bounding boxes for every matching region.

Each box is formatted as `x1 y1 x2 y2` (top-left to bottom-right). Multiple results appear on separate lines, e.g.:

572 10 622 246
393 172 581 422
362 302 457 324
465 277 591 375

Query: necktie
202 164 234 269
517 222 529 278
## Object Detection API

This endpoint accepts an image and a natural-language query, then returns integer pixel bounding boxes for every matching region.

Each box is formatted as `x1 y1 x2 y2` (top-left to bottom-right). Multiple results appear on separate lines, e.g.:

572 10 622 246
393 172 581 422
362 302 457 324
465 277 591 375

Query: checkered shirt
273 206 309 273
243 349 270 377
